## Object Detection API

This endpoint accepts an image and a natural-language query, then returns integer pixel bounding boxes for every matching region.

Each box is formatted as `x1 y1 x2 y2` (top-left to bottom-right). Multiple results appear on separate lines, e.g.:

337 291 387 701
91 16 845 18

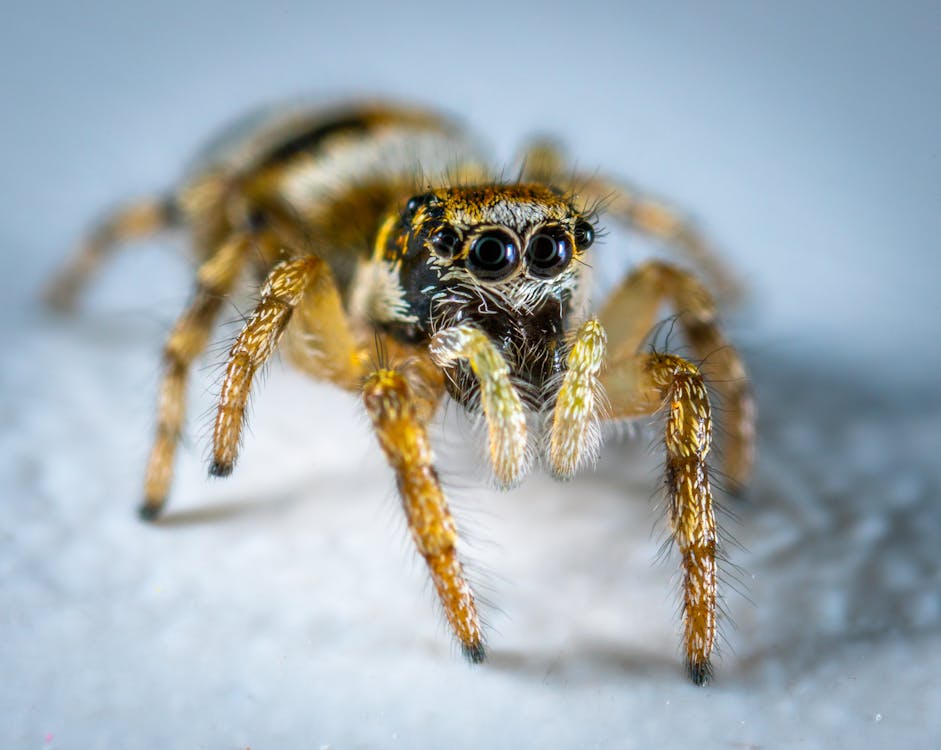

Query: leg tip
686 658 712 687
462 642 487 665
209 460 233 478
137 501 164 522
547 466 576 483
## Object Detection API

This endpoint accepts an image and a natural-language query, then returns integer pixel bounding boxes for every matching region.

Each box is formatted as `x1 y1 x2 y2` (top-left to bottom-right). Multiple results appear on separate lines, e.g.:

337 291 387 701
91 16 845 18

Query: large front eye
526 226 573 278
466 230 520 280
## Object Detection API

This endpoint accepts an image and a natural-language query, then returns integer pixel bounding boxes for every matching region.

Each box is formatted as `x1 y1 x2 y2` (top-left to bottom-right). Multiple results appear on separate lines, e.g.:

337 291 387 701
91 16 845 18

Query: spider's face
377 184 597 393
400 184 594 289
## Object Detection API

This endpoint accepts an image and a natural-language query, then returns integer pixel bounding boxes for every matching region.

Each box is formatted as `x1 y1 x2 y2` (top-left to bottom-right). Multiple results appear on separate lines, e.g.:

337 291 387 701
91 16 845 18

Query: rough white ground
2 295 940 749
3 2 940 747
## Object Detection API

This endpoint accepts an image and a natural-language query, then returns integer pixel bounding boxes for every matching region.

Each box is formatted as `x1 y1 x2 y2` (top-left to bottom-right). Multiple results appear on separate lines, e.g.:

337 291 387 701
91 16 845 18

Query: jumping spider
48 101 754 685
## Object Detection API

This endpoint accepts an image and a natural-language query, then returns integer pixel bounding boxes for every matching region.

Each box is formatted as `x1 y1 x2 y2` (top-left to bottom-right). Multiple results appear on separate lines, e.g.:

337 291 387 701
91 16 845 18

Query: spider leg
602 351 718 686
515 137 568 185
599 260 754 491
548 317 607 478
279 260 370 391
363 367 485 662
45 195 180 311
210 255 364 476
140 232 251 518
517 140 741 301
582 174 742 301
429 325 528 487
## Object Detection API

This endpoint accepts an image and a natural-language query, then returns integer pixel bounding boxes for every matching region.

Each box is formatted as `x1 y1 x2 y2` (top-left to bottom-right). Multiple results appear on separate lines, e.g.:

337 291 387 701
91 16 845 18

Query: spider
47 100 754 685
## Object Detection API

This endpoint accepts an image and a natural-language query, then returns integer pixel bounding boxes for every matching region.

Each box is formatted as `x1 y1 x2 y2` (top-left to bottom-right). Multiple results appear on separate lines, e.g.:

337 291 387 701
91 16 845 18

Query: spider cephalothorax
49 100 754 685
374 185 598 406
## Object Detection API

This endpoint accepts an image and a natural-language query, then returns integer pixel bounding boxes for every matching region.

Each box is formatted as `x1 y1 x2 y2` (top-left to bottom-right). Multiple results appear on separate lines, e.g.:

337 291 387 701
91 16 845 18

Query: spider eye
405 193 432 216
429 226 461 258
466 230 520 280
573 219 595 249
526 227 572 279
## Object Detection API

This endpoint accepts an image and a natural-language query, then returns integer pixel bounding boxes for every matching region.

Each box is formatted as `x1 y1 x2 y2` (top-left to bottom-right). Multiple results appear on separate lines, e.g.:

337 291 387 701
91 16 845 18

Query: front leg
600 261 754 491
602 352 719 685
363 368 485 662
211 255 363 475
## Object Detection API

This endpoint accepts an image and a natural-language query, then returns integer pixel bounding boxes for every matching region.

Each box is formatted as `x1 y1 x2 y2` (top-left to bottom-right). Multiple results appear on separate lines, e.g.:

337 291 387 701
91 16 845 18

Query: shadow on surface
718 356 939 682
495 354 941 686
488 638 682 684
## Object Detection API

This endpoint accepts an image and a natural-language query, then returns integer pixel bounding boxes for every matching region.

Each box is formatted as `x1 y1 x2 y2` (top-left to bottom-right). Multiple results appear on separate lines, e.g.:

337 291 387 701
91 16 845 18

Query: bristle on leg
363 369 484 661
602 352 720 684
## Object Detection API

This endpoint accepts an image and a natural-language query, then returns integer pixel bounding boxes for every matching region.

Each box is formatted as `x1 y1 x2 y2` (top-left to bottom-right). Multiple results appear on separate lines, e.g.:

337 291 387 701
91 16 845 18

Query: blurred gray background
3 0 939 375
2 2 940 749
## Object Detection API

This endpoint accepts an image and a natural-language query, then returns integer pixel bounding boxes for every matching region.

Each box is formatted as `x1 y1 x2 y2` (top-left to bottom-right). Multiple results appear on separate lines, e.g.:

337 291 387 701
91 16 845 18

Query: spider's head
394 183 593 286
374 183 597 394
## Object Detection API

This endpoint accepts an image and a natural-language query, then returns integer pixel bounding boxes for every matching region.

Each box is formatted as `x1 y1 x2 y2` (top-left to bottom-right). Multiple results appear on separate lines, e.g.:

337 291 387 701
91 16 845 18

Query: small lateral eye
573 219 595 249
466 230 520 281
405 192 432 217
526 227 572 279
430 226 461 258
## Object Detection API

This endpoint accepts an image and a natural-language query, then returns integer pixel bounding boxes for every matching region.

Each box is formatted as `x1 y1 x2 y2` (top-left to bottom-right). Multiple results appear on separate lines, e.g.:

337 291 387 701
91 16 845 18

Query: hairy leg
363 368 484 661
516 137 569 185
280 259 370 391
140 233 251 518
602 352 719 685
581 175 742 301
429 324 528 487
548 317 607 478
45 195 180 311
517 140 741 301
211 256 360 476
599 260 754 490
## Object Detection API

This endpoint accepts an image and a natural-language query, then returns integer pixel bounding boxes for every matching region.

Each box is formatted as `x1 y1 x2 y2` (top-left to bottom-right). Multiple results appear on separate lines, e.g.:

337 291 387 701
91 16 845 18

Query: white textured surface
2 310 940 749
